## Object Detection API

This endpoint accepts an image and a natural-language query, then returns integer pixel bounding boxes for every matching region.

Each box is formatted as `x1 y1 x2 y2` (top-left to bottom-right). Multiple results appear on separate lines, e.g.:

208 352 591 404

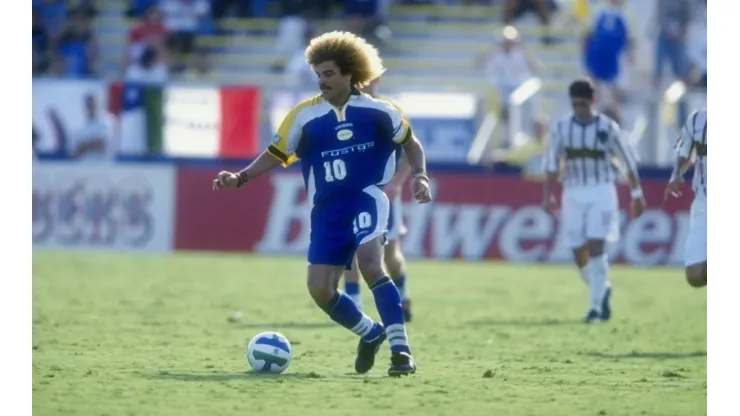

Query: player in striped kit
666 108 707 287
542 79 646 323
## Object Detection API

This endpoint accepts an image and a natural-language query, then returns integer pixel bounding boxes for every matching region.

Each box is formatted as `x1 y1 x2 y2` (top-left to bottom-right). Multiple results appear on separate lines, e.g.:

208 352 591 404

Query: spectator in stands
56 10 98 78
161 0 211 58
124 45 169 84
128 4 169 65
652 0 692 89
33 0 68 38
71 0 97 18
33 10 51 75
212 0 254 19
283 29 317 87
184 49 216 80
127 0 160 18
583 0 633 121
476 26 539 138
503 0 557 44
686 1 706 89
69 93 116 162
47 53 68 78
344 0 382 44
273 0 311 66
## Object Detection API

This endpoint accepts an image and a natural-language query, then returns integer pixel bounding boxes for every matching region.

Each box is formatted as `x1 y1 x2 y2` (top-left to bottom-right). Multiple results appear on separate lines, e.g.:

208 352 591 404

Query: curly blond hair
305 31 386 88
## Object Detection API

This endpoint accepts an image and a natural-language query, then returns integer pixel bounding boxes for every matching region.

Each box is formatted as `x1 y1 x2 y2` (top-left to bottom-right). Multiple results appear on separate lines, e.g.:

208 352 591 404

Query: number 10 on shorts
324 159 347 182
353 212 372 234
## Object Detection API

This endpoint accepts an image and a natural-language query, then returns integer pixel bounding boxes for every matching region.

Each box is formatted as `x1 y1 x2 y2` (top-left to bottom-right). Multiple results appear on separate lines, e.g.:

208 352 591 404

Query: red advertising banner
175 168 692 266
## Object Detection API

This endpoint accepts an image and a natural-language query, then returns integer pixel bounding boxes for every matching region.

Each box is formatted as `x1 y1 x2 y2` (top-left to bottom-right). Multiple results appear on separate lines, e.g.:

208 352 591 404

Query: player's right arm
541 121 564 214
666 110 698 199
213 101 304 190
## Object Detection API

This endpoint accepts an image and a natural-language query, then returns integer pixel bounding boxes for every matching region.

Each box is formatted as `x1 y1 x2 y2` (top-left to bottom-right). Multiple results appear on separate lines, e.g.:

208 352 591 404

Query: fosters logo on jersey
336 129 353 141
335 123 354 141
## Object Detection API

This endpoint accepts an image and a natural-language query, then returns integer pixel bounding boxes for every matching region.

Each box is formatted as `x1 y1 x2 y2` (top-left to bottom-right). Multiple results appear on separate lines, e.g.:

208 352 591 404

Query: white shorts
561 183 620 249
684 197 707 267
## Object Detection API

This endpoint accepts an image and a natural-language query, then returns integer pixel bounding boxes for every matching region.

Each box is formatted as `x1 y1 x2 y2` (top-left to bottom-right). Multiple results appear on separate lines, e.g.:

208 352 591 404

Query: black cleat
584 309 602 324
354 324 386 374
388 352 416 377
601 287 612 321
402 299 413 323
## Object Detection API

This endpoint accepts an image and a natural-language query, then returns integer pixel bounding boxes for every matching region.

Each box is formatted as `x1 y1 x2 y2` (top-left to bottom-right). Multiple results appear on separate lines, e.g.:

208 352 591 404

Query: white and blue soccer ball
246 331 292 374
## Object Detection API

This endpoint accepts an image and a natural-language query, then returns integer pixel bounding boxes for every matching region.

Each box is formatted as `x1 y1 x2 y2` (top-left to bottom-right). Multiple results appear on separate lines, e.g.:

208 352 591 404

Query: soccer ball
246 331 292 374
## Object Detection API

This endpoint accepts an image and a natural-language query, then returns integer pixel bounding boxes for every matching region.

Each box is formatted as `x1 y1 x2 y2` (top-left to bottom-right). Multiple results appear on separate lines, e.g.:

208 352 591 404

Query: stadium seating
95 1 588 115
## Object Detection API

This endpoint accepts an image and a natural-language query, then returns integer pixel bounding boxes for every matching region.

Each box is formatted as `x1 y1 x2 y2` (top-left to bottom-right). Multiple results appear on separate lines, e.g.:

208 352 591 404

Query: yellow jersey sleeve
377 96 412 145
267 96 322 167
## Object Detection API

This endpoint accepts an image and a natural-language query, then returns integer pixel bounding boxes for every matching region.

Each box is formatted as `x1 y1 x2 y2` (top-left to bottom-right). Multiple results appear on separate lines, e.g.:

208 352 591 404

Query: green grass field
32 252 706 416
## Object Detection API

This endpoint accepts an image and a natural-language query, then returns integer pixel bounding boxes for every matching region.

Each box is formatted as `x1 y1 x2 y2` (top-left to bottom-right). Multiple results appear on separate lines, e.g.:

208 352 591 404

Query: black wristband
236 171 249 188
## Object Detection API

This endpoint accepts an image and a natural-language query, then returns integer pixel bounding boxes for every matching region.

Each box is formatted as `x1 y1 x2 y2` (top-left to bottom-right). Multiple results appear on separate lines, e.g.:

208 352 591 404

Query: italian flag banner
113 83 261 158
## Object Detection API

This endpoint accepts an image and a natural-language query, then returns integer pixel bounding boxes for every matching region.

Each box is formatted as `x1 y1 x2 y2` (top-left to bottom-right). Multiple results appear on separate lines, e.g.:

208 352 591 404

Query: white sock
588 254 609 312
349 294 362 310
578 266 589 285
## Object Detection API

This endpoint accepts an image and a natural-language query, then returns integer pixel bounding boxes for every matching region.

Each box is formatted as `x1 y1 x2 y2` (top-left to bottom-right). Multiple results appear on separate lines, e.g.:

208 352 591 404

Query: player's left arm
384 102 430 202
607 120 645 203
384 101 427 178
388 151 412 190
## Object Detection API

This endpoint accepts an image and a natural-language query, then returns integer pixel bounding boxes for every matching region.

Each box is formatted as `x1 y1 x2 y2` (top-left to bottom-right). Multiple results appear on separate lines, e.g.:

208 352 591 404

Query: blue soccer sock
370 276 411 355
321 291 381 343
392 274 407 300
344 281 362 309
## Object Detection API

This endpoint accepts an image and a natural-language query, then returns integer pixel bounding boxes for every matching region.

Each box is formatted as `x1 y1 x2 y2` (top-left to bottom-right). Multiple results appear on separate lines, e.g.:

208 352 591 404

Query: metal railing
466 77 541 165
508 77 542 148
656 80 687 165
466 112 498 165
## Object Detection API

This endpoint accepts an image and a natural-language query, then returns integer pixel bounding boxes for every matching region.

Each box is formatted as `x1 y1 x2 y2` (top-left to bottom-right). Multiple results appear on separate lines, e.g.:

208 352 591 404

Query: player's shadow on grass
150 372 323 382
233 322 335 330
150 371 386 382
584 351 706 360
466 318 581 327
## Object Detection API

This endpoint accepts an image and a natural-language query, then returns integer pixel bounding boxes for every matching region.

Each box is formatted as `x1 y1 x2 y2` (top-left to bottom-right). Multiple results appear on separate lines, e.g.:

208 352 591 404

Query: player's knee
685 265 706 288
356 247 384 279
357 262 385 284
572 246 589 268
307 273 336 304
356 257 385 285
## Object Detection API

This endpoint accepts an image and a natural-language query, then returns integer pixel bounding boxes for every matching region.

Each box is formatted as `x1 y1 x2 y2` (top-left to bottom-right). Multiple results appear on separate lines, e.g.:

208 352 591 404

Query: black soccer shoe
388 352 416 377
354 324 386 374
584 309 602 324
600 286 612 321
402 299 413 323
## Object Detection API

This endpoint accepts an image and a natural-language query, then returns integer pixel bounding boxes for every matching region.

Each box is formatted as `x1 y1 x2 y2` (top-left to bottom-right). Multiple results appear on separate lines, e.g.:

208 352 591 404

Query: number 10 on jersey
323 159 347 182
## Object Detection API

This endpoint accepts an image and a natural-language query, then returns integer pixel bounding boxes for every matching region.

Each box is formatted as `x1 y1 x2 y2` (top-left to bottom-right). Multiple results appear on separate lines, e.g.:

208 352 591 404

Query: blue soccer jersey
267 90 412 267
267 91 411 205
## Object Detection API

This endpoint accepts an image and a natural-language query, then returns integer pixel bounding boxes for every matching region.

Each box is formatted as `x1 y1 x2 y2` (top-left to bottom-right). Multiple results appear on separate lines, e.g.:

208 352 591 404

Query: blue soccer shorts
308 185 389 269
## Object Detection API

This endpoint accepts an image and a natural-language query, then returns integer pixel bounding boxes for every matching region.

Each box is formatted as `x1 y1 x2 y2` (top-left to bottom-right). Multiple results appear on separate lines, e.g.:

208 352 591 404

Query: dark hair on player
305 31 386 88
568 78 596 100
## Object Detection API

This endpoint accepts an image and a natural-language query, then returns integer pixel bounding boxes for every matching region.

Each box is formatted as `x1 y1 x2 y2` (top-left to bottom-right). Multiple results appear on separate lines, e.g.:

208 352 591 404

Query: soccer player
343 79 414 322
665 108 706 287
542 78 646 323
212 31 431 376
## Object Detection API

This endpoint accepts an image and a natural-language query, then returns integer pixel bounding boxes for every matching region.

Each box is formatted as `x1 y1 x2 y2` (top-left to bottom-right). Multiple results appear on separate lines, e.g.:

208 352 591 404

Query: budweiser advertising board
176 168 691 266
